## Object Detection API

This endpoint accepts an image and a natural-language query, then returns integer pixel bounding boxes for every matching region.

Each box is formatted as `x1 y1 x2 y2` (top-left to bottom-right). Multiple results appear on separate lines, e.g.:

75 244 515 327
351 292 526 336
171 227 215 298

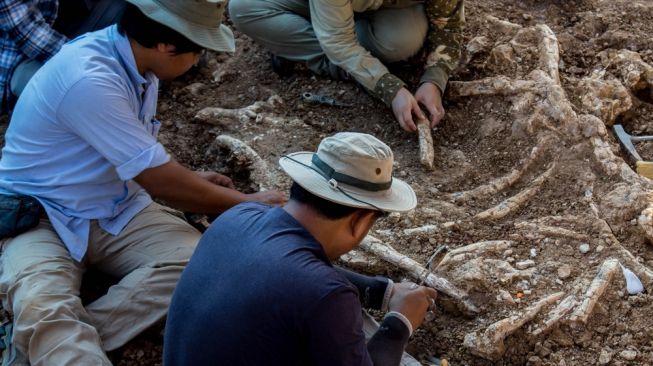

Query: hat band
311 155 392 192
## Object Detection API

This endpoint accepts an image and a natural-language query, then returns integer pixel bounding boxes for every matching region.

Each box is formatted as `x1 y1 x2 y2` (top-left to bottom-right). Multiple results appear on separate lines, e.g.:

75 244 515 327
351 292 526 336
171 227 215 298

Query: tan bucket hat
279 132 417 213
125 0 235 53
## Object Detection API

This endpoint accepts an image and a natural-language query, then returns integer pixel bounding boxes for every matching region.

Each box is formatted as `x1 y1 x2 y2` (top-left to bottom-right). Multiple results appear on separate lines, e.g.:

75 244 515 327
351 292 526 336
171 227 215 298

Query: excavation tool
613 124 653 179
301 92 352 107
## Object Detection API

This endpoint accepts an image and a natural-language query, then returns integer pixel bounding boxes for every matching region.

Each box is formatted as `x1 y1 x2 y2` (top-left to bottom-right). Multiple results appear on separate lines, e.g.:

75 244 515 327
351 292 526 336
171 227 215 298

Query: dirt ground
3 0 653 365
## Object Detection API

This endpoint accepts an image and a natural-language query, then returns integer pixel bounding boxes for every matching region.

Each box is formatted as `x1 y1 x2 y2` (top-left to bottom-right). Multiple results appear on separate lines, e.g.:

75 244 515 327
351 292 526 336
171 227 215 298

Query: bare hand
391 87 427 132
388 282 438 330
415 82 445 128
195 171 236 189
246 190 288 206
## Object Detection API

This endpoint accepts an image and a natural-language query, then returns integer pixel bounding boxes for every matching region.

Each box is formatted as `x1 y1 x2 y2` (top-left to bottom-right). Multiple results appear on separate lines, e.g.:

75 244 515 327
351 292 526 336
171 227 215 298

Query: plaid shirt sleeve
0 0 67 62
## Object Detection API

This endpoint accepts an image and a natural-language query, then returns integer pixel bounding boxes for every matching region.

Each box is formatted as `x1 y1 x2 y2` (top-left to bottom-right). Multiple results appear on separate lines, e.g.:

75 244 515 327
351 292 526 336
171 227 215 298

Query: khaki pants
229 0 428 77
0 203 200 366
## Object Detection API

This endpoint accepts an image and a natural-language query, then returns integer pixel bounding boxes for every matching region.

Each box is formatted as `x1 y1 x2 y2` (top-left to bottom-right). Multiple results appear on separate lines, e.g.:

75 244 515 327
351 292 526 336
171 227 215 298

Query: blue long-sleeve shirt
0 25 169 261
165 202 410 366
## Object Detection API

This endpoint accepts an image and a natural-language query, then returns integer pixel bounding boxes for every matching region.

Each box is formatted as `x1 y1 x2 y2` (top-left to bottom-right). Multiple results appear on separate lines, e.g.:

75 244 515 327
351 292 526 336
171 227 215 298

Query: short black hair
290 182 361 220
118 3 204 54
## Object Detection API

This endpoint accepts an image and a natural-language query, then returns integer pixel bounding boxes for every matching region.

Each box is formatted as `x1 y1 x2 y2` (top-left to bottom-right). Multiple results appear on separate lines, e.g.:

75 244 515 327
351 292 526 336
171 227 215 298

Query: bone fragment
450 144 545 203
449 77 536 98
194 95 283 125
569 259 619 324
463 292 564 360
514 222 591 242
592 219 653 287
536 24 561 84
485 15 522 37
475 163 556 221
437 240 513 269
360 235 479 315
402 224 439 236
578 77 632 126
208 135 279 190
597 49 653 94
483 259 535 284
638 203 653 245
531 295 578 336
416 118 435 170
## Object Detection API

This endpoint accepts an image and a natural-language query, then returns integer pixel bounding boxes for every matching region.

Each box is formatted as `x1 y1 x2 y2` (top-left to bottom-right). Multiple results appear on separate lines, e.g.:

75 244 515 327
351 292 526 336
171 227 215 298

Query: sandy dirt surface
3 0 653 365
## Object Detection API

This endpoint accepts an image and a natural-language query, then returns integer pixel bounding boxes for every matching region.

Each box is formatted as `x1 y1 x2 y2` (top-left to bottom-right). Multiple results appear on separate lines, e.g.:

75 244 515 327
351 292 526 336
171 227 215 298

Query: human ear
156 43 176 55
349 210 377 241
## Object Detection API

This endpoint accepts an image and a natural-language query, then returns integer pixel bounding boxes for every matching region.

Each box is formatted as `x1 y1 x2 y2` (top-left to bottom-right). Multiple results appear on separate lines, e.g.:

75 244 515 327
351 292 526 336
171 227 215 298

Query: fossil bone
194 95 284 125
569 259 619 324
416 118 435 170
475 163 556 221
463 292 564 360
207 135 279 190
360 235 479 315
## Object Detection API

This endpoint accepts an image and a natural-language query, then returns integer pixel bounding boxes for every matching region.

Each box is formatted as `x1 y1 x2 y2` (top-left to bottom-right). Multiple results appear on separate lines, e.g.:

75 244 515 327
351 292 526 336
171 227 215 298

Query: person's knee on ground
356 5 428 63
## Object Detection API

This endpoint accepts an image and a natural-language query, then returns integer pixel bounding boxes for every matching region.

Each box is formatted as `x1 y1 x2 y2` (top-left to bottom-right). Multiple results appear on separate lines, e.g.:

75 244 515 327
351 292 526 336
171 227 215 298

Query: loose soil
3 0 653 365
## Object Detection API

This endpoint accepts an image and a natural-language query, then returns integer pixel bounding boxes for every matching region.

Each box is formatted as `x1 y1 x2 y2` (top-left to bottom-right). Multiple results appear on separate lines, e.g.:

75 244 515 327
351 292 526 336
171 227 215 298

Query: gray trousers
9 0 126 97
229 0 428 76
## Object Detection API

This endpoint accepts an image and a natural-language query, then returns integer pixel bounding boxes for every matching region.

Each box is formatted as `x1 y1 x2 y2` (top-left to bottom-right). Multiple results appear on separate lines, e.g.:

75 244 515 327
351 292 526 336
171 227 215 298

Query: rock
599 348 613 365
619 349 637 361
441 221 456 229
466 36 492 55
497 289 515 305
558 264 572 279
530 248 537 258
527 356 542 366
183 82 207 95
503 249 514 257
596 245 605 253
579 243 590 254
535 342 551 357
487 44 517 71
516 260 535 269
577 77 632 126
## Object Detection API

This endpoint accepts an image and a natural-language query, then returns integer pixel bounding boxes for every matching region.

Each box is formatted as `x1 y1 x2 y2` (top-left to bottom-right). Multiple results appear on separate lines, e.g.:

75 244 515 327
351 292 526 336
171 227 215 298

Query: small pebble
442 221 456 229
516 260 535 269
579 243 590 254
497 289 515 304
530 248 537 258
527 355 542 366
598 348 613 365
503 249 514 257
558 264 572 279
596 245 604 253
619 349 637 361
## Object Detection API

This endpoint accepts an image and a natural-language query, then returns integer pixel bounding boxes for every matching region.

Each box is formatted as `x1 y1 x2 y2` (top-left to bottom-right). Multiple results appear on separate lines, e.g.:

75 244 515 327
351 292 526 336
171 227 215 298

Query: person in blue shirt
165 132 438 366
0 0 285 364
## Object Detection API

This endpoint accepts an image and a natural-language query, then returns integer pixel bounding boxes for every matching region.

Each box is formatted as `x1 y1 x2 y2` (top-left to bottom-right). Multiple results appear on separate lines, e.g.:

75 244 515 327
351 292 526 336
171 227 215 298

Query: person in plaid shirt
0 0 126 115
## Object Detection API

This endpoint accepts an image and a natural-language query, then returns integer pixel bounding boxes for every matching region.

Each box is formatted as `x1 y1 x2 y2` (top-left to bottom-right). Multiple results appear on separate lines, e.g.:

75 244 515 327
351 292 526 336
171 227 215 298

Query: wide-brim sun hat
126 0 235 53
279 132 417 213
